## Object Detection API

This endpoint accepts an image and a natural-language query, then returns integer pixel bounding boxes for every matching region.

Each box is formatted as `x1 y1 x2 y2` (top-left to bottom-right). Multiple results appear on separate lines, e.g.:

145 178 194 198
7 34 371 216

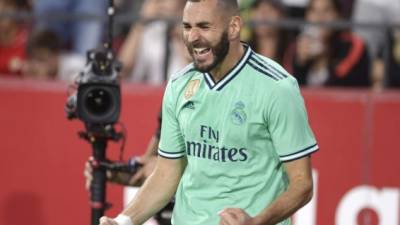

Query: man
100 0 318 225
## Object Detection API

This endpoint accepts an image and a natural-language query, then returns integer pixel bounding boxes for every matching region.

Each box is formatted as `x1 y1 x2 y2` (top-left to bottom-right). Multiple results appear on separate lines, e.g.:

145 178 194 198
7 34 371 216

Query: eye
182 24 191 31
198 24 210 30
200 26 210 31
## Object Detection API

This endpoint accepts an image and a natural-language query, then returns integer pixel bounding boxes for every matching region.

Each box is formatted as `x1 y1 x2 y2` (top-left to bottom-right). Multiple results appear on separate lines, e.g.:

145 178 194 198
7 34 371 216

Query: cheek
306 12 318 22
182 34 189 45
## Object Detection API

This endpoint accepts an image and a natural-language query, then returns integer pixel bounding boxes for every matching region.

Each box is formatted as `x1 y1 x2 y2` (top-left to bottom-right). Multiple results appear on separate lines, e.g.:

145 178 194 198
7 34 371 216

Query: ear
228 16 242 41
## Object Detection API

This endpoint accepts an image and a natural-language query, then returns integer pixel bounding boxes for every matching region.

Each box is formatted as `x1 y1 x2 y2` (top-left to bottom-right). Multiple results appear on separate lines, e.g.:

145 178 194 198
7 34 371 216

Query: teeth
194 48 209 54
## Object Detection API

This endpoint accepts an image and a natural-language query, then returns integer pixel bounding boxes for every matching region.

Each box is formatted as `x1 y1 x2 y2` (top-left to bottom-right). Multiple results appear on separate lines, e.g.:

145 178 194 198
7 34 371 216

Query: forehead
182 0 223 24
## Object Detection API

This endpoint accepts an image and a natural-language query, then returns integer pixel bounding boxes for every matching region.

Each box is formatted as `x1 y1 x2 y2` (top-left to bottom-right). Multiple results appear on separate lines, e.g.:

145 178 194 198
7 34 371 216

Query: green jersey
158 45 318 225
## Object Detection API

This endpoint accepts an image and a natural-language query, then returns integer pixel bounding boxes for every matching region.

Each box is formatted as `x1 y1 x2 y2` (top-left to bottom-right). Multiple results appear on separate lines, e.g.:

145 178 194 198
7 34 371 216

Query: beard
186 30 230 73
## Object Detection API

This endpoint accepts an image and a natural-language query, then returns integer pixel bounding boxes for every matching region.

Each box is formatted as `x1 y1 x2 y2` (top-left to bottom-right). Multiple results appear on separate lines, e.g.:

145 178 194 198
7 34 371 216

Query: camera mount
79 124 122 225
64 1 130 225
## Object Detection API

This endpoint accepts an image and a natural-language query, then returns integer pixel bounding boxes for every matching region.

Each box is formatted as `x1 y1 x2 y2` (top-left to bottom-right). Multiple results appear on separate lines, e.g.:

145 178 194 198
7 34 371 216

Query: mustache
186 40 211 52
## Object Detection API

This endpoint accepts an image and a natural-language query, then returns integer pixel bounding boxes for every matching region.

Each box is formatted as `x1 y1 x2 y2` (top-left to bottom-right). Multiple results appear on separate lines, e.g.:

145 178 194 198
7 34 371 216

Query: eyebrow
182 21 212 27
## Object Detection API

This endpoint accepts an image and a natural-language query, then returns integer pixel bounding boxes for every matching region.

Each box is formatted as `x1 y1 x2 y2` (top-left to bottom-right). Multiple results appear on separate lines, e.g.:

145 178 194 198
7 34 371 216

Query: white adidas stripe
158 149 185 158
279 145 319 162
213 47 252 90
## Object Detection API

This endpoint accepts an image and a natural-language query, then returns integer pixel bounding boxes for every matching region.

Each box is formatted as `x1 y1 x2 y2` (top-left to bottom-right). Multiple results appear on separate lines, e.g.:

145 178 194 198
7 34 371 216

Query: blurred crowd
0 0 399 89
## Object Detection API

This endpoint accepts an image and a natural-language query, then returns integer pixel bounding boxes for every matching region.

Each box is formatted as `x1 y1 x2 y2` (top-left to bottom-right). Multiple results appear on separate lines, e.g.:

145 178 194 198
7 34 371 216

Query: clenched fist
99 216 118 225
219 208 256 225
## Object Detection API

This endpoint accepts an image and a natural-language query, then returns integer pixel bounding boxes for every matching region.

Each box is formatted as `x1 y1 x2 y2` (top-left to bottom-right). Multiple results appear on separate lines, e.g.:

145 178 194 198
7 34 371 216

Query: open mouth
193 47 212 59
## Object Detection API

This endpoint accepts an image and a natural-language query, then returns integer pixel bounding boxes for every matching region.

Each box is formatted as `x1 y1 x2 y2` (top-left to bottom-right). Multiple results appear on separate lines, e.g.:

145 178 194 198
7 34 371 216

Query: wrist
250 216 261 225
251 214 272 225
114 214 134 225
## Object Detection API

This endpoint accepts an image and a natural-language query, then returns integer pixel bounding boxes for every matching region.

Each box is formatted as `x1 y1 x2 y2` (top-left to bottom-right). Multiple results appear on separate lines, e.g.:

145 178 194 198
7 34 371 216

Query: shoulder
165 63 197 96
170 63 197 83
246 52 298 86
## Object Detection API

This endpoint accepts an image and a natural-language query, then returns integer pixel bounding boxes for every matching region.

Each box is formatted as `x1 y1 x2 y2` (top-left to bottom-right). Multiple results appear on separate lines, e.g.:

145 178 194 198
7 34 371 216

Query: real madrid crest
231 101 247 125
184 79 200 100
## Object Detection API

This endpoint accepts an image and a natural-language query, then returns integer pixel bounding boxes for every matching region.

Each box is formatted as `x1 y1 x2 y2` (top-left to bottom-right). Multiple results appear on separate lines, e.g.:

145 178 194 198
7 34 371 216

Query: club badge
184 79 200 100
231 101 247 125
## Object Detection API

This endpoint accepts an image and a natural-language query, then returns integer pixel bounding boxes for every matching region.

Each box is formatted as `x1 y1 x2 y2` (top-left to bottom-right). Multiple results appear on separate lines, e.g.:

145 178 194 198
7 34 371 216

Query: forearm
108 171 133 186
253 157 313 225
120 157 185 225
253 179 313 225
142 136 159 159
118 22 145 78
108 136 159 186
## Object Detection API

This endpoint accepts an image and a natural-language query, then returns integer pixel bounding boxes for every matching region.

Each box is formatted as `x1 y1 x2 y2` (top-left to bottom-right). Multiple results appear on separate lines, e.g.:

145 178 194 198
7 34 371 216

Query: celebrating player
99 0 318 225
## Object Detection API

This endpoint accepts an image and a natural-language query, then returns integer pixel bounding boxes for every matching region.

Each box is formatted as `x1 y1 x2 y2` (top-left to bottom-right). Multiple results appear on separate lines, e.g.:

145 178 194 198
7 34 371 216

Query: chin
193 59 214 72
193 64 210 73
195 61 217 72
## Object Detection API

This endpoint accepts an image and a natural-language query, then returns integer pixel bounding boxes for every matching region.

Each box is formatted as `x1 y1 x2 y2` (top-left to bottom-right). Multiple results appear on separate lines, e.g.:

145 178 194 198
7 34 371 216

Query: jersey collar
203 44 252 91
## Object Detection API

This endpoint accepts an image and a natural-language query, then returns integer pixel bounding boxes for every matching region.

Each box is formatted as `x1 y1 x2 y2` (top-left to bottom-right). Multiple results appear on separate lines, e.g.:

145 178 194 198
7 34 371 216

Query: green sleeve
267 79 318 162
158 81 186 159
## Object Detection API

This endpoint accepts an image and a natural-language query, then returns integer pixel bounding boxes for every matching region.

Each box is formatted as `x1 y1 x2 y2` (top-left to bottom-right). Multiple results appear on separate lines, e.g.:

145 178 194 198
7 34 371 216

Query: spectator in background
118 0 190 85
284 0 371 87
387 30 400 88
352 0 400 89
33 0 107 55
247 0 291 65
0 0 30 77
22 29 85 81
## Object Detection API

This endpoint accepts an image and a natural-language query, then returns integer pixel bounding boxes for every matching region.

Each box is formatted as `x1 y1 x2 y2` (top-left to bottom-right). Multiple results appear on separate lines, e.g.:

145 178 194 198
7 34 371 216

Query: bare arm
99 156 186 225
125 136 160 185
118 22 145 78
254 156 313 224
219 156 313 225
118 0 179 78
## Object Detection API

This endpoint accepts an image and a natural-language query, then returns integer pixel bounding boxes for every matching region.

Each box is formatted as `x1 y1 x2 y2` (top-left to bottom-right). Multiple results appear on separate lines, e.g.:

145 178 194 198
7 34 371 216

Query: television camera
64 1 141 225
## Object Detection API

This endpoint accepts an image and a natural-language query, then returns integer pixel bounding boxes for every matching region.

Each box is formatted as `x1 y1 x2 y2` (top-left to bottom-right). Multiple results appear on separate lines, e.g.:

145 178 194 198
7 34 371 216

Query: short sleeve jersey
158 45 318 225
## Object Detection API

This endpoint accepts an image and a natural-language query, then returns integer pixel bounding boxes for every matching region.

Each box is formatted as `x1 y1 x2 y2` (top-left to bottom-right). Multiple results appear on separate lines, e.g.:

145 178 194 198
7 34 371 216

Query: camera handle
89 138 108 225
79 125 123 225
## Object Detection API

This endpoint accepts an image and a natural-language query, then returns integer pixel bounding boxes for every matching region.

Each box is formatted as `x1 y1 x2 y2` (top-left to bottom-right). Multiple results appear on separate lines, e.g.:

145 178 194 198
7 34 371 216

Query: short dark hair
307 0 343 17
251 0 287 15
187 0 239 15
1 0 31 10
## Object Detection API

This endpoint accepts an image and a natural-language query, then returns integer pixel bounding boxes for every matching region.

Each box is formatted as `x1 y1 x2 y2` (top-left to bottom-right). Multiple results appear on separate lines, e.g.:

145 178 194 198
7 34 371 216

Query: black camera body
67 48 121 125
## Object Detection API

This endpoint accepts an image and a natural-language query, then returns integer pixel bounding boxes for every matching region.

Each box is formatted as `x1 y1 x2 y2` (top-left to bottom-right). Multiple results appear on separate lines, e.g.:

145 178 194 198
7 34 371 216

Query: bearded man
99 1 318 225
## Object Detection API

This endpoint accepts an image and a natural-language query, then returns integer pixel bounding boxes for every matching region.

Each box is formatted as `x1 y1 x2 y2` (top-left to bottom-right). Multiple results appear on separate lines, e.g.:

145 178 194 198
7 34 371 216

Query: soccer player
99 0 318 225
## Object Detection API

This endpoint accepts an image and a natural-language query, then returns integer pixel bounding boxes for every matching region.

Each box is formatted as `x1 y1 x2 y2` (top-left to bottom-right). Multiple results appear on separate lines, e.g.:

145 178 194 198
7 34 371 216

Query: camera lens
77 83 120 124
85 88 112 116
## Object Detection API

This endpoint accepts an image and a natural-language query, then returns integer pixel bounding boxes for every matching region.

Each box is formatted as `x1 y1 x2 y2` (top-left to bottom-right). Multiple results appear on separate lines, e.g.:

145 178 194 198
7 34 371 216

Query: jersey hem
279 143 319 162
158 148 186 159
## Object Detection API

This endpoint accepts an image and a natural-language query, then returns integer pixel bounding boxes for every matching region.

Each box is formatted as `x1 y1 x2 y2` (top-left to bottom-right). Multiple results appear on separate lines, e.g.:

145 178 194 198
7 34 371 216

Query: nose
187 28 200 43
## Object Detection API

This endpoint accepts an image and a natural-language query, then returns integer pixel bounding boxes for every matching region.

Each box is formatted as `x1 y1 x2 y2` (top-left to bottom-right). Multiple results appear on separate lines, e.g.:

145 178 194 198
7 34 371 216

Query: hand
219 208 256 225
140 0 177 21
139 0 160 21
99 216 118 225
128 155 157 186
84 157 94 191
84 157 114 190
296 35 324 65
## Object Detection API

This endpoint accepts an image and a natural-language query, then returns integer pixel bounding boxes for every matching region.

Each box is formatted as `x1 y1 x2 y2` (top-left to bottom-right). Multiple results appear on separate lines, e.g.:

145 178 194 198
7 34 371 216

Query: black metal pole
90 138 108 225
105 0 114 50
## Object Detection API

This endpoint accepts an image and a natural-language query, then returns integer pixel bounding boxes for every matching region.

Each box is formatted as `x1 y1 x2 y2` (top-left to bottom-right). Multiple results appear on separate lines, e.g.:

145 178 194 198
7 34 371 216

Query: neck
209 42 244 82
